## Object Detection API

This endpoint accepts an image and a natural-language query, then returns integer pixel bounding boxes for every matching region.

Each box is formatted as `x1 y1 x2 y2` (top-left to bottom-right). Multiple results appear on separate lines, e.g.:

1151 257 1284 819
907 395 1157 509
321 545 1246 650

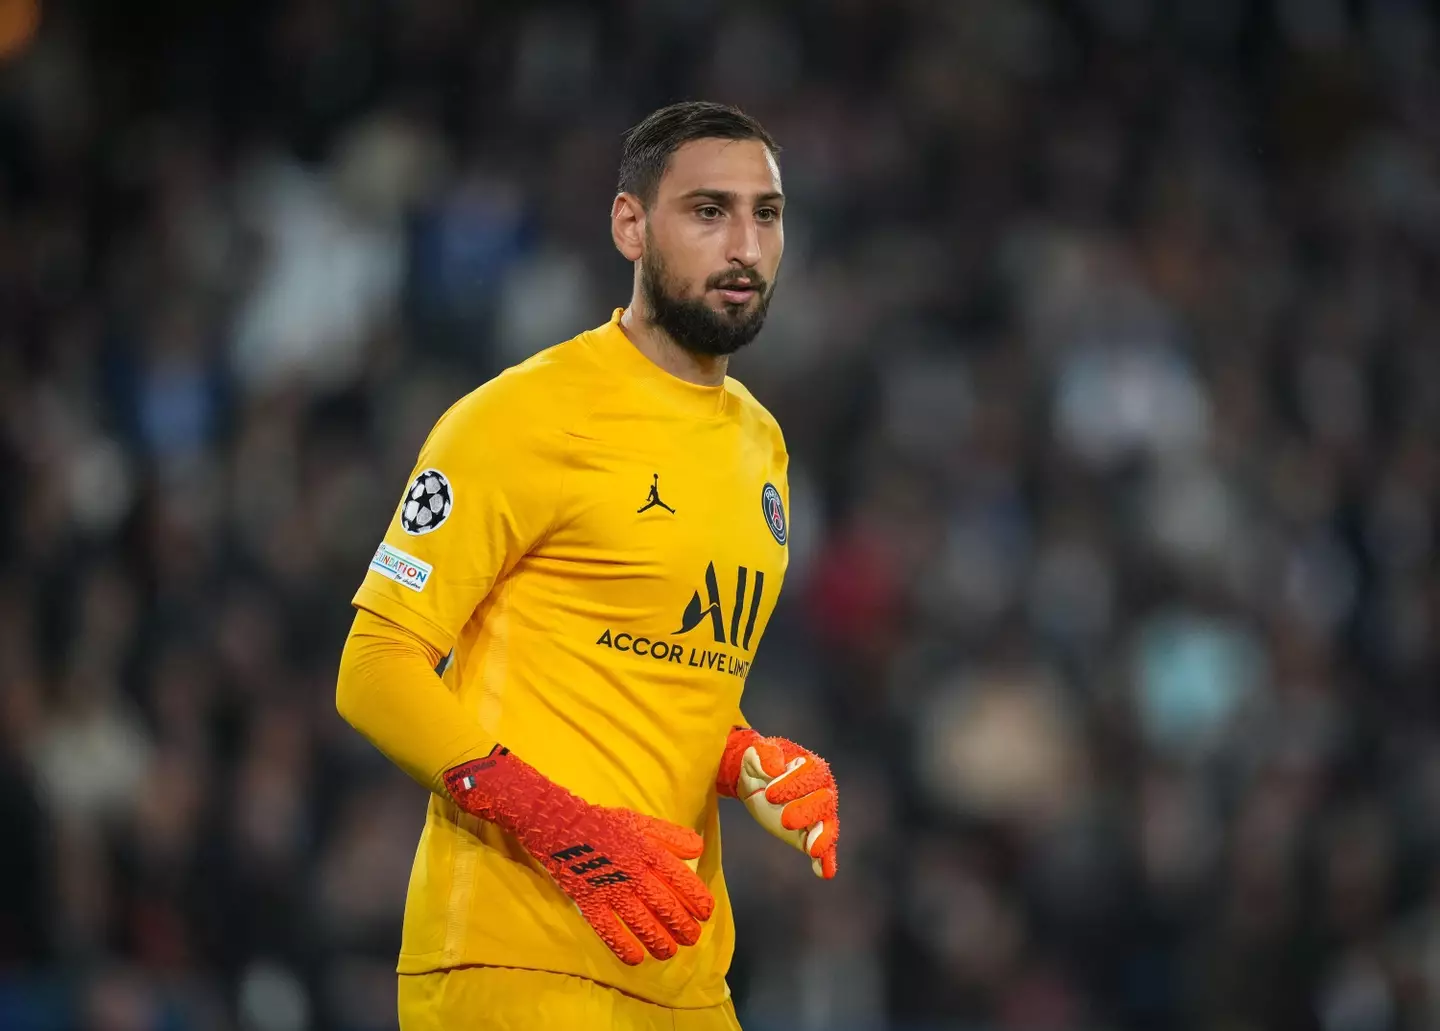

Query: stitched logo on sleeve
401 468 453 535
370 542 433 593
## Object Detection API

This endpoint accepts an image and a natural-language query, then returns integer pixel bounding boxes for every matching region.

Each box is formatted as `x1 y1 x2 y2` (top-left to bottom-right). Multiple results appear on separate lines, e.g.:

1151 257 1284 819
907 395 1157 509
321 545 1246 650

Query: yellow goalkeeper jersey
351 308 790 1008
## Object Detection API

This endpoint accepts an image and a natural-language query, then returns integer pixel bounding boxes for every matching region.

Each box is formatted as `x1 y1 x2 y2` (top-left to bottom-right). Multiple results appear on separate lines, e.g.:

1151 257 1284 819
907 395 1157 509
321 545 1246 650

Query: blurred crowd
3 0 1440 1029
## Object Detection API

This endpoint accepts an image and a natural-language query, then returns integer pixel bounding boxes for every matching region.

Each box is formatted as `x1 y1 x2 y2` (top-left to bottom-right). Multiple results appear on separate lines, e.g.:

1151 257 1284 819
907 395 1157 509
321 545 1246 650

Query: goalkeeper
336 101 839 1030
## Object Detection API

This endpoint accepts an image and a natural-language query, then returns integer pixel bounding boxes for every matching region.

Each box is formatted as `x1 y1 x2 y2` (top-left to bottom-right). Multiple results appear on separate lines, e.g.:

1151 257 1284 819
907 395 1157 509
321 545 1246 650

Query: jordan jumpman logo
637 473 676 515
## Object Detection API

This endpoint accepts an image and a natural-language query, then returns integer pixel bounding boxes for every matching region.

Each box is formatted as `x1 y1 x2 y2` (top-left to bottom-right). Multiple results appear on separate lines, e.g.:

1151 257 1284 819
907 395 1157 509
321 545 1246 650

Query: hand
445 746 715 965
717 728 839 879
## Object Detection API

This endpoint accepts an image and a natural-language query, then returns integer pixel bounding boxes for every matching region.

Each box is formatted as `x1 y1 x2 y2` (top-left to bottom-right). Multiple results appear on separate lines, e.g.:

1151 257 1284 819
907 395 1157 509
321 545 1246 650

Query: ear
611 192 645 262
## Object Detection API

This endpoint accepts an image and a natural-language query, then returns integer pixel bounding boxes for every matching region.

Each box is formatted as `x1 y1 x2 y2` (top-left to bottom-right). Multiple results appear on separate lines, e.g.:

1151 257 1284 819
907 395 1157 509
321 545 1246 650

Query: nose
726 213 763 271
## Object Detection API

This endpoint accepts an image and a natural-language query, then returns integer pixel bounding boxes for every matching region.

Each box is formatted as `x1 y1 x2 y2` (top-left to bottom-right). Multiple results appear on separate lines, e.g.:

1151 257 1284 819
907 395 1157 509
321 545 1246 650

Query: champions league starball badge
400 468 454 535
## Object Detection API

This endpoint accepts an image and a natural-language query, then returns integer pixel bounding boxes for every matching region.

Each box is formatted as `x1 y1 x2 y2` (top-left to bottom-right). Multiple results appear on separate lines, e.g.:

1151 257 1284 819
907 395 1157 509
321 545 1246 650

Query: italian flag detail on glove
716 727 839 879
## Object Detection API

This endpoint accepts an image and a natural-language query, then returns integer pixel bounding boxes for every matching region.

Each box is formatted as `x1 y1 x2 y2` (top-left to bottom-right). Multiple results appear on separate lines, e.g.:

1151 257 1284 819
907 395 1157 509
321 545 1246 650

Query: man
336 101 840 1030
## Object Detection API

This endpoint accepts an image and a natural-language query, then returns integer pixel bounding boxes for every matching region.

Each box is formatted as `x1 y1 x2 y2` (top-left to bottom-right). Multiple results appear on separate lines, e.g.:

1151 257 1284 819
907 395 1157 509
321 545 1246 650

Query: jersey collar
588 308 731 420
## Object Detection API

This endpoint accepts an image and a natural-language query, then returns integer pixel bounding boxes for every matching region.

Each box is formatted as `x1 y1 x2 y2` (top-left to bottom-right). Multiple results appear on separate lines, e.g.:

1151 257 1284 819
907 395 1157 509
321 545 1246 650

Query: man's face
639 137 785 357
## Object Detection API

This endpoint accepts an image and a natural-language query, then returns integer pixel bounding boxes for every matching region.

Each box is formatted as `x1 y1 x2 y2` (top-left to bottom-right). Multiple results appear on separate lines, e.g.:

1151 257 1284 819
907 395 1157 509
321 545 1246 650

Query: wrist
444 745 567 833
716 726 764 798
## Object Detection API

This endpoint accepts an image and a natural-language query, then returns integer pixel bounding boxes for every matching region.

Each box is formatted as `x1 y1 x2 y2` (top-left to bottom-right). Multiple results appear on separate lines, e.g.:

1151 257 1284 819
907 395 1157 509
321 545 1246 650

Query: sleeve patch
369 542 433 593
401 468 454 534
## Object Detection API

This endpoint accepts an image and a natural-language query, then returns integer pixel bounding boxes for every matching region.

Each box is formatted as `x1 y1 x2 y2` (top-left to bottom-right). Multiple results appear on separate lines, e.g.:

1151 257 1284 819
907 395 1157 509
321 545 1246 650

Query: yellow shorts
396 966 744 1031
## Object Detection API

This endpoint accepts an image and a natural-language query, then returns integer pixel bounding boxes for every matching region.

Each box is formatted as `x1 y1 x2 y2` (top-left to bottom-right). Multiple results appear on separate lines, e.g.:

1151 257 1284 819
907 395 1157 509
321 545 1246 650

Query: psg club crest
761 482 786 546
401 468 453 535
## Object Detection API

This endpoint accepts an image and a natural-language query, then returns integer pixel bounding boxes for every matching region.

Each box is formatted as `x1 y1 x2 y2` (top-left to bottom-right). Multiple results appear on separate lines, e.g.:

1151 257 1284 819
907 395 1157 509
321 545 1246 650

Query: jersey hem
394 950 732 1010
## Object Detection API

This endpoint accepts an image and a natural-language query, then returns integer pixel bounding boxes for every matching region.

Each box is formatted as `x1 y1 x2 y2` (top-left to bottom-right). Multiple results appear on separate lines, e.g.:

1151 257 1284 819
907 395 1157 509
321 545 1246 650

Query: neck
619 295 729 388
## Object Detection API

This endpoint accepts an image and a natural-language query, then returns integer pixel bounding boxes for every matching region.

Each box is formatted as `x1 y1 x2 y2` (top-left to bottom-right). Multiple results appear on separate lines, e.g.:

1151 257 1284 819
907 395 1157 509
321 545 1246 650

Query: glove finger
809 817 839 879
807 815 839 861
817 844 838 879
750 739 791 778
738 746 798 801
780 787 835 831
580 901 646 966
639 814 704 860
637 869 703 947
613 892 679 961
648 846 716 921
763 756 833 805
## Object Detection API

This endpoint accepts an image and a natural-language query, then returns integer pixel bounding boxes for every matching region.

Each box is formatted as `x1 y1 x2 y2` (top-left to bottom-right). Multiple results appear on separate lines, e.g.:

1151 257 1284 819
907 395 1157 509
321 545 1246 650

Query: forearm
337 608 714 964
336 607 497 794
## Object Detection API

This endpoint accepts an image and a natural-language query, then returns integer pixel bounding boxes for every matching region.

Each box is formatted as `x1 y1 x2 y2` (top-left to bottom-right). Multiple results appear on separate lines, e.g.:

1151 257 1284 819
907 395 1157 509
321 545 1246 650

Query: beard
640 242 773 358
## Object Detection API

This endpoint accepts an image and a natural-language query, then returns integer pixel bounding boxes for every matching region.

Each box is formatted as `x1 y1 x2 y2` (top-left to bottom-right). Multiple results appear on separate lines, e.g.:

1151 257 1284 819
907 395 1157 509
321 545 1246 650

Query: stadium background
3 0 1440 1028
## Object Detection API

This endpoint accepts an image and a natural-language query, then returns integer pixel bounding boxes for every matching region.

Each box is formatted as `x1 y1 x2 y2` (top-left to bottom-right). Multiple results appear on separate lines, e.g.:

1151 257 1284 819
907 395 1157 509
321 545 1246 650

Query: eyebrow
679 188 786 205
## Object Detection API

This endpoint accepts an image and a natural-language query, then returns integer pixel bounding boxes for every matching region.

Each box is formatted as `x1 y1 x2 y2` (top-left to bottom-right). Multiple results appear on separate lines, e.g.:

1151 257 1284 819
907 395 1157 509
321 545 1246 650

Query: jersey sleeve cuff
351 584 456 657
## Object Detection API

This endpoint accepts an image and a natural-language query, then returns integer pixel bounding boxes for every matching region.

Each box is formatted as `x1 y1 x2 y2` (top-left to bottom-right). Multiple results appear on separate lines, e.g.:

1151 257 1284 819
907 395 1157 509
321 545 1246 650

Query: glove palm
717 728 839 879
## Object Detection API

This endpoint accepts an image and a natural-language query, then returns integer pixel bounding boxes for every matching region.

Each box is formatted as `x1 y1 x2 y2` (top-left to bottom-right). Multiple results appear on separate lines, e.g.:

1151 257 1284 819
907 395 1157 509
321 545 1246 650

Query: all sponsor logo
675 561 765 650
595 562 767 680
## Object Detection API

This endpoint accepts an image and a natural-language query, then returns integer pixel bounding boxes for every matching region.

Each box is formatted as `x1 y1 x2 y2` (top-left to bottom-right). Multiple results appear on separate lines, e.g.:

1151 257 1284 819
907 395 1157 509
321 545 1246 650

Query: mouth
713 281 760 304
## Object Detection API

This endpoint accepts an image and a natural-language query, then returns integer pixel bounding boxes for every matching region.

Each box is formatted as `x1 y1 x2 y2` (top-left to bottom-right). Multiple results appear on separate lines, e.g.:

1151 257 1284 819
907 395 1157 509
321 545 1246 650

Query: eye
697 205 723 220
756 207 780 223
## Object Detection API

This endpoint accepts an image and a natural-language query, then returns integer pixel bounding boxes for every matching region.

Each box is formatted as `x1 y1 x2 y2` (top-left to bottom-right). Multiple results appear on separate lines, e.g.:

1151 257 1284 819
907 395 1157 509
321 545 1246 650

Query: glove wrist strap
716 726 764 798
444 745 566 837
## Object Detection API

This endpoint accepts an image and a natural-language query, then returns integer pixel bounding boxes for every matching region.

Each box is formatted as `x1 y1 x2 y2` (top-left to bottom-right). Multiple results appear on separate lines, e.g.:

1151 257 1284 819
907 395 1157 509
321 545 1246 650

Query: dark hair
617 101 779 208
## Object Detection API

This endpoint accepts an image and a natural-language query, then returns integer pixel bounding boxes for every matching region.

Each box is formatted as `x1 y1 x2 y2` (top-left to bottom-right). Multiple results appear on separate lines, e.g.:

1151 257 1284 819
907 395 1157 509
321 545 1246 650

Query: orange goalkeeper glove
716 727 839 879
444 745 715 965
